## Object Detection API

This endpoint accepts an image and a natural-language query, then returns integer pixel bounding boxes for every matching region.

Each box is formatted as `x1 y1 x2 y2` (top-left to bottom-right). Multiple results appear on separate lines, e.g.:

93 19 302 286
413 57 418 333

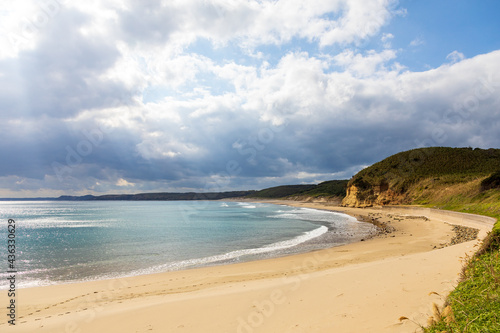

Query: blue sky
0 0 500 197
385 0 500 70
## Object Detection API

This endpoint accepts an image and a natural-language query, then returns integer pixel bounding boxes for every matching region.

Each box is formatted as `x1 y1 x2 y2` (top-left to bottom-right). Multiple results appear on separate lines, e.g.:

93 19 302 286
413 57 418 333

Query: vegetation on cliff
342 147 500 206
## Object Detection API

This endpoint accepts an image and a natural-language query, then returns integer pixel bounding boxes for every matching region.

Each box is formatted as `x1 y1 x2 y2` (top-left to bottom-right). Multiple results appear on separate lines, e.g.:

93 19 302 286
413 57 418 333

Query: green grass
424 200 500 333
424 241 500 332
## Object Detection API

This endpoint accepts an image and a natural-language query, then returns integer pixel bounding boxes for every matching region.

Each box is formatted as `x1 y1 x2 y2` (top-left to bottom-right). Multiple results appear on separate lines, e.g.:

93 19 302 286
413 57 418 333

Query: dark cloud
0 8 129 120
119 1 181 45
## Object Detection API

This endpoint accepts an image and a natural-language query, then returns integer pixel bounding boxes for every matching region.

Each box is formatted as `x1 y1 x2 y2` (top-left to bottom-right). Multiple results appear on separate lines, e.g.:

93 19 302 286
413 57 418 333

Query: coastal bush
481 170 500 191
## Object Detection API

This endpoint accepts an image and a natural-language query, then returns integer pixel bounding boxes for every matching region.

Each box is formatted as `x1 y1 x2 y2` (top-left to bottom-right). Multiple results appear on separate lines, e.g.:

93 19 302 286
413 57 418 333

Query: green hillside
247 180 348 199
297 180 348 198
248 185 317 198
354 147 500 186
344 147 500 206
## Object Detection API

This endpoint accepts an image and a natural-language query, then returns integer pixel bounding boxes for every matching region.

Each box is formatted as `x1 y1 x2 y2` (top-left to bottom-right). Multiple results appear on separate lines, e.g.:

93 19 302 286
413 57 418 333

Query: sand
1 202 496 333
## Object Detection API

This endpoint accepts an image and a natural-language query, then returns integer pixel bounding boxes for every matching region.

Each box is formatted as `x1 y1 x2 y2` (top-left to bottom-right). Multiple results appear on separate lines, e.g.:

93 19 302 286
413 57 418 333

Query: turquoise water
0 201 376 289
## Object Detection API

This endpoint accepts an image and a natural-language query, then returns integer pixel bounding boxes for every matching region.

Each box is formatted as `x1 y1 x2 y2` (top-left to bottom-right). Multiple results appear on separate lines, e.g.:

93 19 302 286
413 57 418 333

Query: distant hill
248 180 348 199
342 147 500 207
2 182 349 202
299 180 349 198
57 191 256 201
247 185 317 198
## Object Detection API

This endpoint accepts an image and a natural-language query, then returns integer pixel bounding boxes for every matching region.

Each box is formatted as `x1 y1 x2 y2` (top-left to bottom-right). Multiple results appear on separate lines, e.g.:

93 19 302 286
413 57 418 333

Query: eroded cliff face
341 185 370 207
341 183 407 207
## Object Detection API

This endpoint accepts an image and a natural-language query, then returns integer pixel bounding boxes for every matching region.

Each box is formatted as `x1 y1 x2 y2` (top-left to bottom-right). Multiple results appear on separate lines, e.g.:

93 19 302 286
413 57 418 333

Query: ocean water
0 201 377 289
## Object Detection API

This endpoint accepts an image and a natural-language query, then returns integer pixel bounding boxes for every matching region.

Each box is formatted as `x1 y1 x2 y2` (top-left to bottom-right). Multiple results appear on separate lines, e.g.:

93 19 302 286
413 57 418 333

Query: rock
446 225 479 246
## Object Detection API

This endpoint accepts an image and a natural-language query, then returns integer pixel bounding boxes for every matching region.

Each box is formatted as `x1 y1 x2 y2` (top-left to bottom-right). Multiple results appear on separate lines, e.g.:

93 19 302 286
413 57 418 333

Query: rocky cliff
341 183 407 207
341 147 500 208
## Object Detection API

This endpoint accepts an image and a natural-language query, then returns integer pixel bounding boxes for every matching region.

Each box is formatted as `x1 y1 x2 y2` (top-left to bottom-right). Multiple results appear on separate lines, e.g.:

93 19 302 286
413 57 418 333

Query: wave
236 202 257 209
269 207 358 225
129 225 328 274
0 278 54 290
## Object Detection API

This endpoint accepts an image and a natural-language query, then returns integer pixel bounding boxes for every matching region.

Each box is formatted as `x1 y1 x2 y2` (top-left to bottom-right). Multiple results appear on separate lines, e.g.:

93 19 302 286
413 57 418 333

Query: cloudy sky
1 0 500 198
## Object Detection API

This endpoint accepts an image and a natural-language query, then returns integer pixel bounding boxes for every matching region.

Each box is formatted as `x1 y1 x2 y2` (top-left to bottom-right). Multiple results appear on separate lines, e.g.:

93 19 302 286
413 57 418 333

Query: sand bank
1 203 495 332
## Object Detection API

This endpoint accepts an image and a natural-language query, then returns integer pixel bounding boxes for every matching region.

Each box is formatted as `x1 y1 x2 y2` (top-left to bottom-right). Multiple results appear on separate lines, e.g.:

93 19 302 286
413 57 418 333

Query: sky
1 0 500 198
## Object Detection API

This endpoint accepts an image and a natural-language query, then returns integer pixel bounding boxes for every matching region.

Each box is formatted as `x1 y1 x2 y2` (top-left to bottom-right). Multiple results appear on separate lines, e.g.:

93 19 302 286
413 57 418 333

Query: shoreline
0 201 375 291
1 202 495 332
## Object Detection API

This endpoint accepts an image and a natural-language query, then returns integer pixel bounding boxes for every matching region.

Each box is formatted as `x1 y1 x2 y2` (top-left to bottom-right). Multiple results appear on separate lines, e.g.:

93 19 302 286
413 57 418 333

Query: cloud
446 50 465 64
0 8 129 120
333 49 398 77
409 37 424 47
381 33 394 48
113 0 398 49
1 1 500 197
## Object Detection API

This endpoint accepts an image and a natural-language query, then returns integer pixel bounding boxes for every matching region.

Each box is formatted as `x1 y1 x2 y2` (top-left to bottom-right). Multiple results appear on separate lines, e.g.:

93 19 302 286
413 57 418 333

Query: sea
0 200 377 289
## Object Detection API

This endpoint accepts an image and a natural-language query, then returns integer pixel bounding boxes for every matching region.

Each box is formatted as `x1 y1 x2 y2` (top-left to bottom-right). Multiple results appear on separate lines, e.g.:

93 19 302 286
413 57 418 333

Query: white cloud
319 0 396 46
446 50 465 64
106 0 397 50
409 37 424 47
0 1 45 58
116 178 135 186
381 32 394 48
334 49 398 77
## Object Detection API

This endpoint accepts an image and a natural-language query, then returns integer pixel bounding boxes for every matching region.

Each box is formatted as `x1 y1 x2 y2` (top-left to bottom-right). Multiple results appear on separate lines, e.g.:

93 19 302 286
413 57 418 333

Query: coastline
1 202 495 332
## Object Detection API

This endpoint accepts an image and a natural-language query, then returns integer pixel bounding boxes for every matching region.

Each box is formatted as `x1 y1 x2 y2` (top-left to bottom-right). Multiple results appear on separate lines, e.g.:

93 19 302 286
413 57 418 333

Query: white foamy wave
269 207 355 226
0 269 55 289
134 226 328 274
236 202 257 209
0 279 54 290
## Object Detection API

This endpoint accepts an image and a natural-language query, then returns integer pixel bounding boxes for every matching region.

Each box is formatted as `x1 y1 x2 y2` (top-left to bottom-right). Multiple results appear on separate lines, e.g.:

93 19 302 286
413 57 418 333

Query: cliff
341 183 406 207
341 147 500 207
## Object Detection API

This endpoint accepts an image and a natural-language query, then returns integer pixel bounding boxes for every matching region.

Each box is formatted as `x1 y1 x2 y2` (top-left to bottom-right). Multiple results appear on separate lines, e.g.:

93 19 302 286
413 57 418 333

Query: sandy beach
1 202 496 333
